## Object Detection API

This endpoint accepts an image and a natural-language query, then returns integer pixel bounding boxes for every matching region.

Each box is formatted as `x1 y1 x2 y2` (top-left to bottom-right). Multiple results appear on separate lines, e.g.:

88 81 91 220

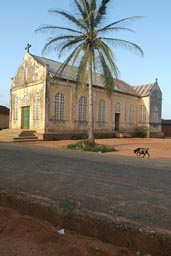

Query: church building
9 50 163 140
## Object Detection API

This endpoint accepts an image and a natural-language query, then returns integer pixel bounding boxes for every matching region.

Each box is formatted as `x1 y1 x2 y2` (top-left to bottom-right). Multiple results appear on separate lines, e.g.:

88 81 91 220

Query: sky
0 0 170 119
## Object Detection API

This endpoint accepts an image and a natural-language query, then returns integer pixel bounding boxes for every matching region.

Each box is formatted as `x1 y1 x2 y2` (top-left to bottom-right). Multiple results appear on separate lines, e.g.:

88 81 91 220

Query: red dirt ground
0 207 138 256
22 137 171 159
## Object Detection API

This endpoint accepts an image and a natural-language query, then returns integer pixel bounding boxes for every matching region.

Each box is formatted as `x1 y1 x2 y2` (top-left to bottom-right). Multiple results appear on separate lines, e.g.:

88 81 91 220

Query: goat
133 148 150 158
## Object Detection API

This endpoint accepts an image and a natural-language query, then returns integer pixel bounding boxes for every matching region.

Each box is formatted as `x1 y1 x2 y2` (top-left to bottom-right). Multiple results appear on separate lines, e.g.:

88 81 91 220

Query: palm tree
36 0 143 145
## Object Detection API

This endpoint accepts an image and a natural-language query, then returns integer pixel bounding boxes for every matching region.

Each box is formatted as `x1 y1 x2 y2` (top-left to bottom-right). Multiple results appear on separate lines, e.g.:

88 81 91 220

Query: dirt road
0 138 171 256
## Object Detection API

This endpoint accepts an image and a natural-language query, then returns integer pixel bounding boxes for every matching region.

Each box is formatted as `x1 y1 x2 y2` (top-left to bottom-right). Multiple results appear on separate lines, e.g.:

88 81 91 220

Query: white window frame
139 105 146 123
130 104 134 124
98 99 105 123
14 96 18 121
78 96 87 121
33 92 40 121
55 92 64 121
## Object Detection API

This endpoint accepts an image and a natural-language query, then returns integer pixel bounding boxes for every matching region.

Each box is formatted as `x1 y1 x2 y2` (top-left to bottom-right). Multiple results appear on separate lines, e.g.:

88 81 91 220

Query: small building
9 51 163 140
0 106 9 129
162 120 171 137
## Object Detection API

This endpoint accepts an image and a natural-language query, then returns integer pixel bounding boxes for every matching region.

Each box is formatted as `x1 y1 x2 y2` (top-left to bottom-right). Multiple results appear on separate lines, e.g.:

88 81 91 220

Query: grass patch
67 140 116 153
59 199 78 212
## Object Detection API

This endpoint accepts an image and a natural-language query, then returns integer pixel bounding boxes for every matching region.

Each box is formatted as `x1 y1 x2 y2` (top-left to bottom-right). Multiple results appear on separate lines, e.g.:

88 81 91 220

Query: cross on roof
25 43 31 53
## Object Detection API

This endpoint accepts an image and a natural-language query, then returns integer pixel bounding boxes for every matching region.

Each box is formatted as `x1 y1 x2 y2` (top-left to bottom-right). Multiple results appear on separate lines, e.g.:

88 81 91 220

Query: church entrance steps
13 130 39 142
0 129 39 142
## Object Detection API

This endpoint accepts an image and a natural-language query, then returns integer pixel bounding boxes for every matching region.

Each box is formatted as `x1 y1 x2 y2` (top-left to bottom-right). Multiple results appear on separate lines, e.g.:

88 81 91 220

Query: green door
21 106 30 129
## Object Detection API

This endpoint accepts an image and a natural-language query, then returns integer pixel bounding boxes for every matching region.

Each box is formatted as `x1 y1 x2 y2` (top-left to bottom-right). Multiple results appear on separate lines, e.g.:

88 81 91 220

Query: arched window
139 105 146 123
152 106 159 123
33 92 40 120
22 92 29 106
98 99 105 122
115 102 121 113
14 96 18 121
55 92 64 120
130 104 134 124
79 96 87 121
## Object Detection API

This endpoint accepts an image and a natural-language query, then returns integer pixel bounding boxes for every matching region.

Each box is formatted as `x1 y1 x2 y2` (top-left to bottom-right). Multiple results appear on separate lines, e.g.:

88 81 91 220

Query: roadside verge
1 191 171 256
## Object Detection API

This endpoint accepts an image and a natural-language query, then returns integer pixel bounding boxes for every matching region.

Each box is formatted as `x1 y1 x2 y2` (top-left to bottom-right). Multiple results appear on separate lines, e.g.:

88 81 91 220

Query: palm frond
90 0 96 11
98 0 110 16
58 37 84 57
35 25 83 35
101 37 144 56
95 0 110 25
96 26 135 35
98 52 115 96
41 35 79 55
56 45 83 76
49 9 86 30
100 16 143 31
76 50 89 91
74 0 87 19
80 0 90 13
95 39 119 77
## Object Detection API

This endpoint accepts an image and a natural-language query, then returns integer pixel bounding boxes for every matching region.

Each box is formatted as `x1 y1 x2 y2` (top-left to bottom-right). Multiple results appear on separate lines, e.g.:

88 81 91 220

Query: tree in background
36 0 143 145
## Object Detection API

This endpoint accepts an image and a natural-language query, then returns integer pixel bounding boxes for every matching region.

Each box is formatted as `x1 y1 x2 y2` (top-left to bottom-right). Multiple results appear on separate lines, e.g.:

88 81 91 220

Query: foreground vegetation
67 140 116 153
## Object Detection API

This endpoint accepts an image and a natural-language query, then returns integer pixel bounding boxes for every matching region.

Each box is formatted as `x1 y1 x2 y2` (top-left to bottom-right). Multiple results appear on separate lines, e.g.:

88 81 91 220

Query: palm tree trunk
88 57 95 145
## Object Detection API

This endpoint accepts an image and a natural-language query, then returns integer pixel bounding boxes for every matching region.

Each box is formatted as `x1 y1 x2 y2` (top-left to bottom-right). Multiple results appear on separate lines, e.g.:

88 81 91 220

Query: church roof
31 54 154 98
133 83 156 97
32 55 64 77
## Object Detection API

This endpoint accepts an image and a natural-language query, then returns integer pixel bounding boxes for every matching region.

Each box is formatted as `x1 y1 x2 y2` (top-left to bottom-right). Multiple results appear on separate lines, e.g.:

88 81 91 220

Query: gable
12 53 46 88
151 82 162 97
150 82 162 108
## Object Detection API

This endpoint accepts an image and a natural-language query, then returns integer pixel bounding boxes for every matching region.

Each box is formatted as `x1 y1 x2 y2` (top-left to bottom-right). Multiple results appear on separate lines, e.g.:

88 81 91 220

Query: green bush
67 140 116 153
133 126 148 138
83 144 116 153
67 140 84 150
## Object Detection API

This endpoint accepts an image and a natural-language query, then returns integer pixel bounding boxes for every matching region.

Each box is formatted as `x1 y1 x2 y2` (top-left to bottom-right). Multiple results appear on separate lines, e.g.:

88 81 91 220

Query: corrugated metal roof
31 54 145 97
32 55 77 80
115 79 139 96
133 83 155 96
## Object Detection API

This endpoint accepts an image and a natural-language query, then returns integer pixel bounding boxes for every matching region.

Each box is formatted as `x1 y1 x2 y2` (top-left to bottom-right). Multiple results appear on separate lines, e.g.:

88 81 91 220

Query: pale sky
0 0 170 119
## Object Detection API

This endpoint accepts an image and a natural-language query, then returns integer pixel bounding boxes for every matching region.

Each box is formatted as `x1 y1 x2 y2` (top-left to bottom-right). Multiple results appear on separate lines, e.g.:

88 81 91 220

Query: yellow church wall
109 92 140 132
10 82 45 132
142 96 150 123
46 80 74 132
137 97 150 136
10 53 48 132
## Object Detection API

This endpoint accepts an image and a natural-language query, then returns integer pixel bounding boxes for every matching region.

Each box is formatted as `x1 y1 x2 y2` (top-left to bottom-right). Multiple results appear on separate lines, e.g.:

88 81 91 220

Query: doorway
21 106 30 129
115 113 120 131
